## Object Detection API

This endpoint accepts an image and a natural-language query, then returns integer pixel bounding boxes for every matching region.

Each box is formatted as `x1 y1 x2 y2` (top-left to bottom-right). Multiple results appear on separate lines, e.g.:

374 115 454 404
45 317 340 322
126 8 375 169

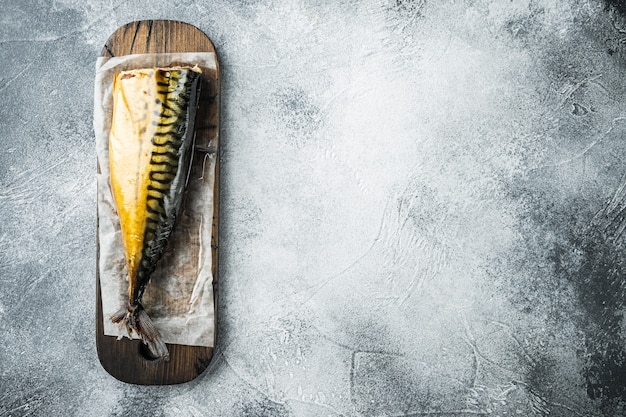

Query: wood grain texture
96 20 219 385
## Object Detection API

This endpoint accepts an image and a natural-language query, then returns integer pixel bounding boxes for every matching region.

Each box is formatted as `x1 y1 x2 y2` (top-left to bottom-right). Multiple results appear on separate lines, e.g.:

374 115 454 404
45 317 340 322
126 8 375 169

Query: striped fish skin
108 66 202 360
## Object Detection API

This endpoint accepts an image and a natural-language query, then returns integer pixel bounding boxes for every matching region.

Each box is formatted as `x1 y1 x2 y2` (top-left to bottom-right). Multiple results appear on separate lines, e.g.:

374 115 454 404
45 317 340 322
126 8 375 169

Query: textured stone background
3 0 626 416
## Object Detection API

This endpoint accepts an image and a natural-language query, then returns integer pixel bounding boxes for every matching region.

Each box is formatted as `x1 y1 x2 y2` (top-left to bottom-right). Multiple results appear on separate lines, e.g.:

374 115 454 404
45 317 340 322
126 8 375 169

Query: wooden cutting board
95 20 219 385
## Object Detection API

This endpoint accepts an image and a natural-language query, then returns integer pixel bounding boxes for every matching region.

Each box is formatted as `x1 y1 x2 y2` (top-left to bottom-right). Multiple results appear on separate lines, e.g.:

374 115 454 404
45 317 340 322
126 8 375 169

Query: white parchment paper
94 53 217 347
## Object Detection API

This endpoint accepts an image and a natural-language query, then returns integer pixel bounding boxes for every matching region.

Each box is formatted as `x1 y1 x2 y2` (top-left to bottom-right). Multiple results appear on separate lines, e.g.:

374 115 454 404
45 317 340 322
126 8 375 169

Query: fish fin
109 303 170 361
110 306 128 323
135 307 170 361
110 306 130 340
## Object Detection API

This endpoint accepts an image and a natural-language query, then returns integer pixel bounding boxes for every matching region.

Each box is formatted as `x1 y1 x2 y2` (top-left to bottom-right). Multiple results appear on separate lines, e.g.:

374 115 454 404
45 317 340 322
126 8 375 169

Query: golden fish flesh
108 66 202 360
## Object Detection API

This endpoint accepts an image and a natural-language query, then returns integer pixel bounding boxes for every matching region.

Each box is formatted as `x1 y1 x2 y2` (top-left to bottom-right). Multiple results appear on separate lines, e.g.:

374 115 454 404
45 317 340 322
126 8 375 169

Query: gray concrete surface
3 0 626 416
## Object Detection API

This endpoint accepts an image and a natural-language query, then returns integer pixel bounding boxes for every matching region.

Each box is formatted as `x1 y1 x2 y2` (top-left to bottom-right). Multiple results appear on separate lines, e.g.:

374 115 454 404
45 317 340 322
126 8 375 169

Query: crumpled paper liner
94 53 217 347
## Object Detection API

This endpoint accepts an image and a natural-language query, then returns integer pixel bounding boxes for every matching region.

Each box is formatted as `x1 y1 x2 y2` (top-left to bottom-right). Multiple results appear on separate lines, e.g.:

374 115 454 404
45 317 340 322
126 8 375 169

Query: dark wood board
95 20 219 385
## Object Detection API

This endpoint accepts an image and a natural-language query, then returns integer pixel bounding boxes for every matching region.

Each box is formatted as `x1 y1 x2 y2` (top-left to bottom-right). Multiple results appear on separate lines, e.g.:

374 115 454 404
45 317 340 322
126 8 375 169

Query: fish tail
111 303 170 361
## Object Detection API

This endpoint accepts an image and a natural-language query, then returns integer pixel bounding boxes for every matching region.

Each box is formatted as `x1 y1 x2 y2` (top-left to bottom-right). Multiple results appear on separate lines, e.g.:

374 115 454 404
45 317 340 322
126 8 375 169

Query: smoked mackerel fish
108 66 202 360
